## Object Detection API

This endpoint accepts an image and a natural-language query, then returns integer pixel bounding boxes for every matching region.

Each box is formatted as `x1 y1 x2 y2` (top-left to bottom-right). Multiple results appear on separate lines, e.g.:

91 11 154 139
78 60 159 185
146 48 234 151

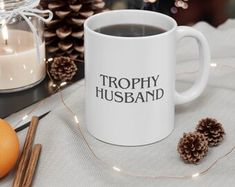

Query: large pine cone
40 0 106 61
196 118 225 147
177 132 208 164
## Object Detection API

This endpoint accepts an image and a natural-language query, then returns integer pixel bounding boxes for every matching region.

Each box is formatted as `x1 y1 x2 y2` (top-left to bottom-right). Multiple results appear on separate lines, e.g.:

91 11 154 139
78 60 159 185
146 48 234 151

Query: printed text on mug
96 74 165 103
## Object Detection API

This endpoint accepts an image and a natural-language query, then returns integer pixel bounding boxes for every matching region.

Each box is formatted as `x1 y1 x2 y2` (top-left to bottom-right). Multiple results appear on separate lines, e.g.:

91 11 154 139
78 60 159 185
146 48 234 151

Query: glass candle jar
0 0 49 93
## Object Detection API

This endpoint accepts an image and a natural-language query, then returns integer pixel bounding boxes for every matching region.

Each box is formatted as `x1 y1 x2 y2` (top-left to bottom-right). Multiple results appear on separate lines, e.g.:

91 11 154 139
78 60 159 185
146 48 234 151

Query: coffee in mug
95 24 166 37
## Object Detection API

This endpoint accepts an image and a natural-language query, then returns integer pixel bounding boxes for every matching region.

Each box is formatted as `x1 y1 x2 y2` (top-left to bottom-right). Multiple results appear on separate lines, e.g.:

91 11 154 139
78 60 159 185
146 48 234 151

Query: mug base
86 127 175 147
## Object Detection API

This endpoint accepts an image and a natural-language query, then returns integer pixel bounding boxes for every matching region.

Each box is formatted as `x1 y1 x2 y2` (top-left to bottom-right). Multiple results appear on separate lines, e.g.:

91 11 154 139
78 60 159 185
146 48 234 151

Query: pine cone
49 56 78 82
40 0 106 61
177 132 208 164
196 118 225 147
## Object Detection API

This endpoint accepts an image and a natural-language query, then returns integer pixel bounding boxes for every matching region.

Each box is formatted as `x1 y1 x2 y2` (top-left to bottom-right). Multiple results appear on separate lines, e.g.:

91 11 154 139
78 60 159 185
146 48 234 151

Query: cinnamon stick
22 144 42 187
12 116 39 187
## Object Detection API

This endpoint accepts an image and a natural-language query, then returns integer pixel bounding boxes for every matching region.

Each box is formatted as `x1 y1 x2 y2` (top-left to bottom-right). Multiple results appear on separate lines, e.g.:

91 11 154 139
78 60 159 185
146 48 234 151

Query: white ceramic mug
84 10 210 146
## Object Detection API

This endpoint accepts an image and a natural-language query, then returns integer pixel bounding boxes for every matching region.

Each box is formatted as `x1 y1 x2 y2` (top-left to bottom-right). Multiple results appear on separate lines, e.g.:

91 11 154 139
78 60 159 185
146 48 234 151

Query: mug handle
175 26 210 105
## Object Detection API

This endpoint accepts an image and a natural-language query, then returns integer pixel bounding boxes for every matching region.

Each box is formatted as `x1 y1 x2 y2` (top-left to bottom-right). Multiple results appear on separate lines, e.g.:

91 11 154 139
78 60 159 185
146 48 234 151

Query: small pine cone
196 118 225 147
49 56 78 82
177 132 208 164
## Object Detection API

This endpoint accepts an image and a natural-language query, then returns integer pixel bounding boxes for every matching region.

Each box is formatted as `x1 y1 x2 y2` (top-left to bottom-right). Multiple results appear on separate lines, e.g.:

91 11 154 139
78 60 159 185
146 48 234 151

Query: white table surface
1 19 235 187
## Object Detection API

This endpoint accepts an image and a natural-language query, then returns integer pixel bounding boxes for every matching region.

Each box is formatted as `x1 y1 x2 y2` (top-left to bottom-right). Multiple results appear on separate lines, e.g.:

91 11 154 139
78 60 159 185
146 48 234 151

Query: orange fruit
0 119 19 178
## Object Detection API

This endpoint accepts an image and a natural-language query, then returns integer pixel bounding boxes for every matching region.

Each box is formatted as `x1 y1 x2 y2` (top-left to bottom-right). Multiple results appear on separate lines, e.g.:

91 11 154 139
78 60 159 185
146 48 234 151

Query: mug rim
84 10 178 40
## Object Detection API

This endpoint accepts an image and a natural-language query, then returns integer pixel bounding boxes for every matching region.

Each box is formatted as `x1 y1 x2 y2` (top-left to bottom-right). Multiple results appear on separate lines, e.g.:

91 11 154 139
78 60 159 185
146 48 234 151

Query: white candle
0 30 45 91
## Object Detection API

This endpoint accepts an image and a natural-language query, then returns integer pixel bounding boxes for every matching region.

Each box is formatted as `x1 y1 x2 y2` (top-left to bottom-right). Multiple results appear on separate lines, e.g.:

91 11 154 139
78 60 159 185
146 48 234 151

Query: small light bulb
210 63 217 67
171 7 178 14
112 166 121 172
22 115 28 121
60 82 67 87
74 116 79 124
48 58 53 62
192 172 200 178
182 2 188 9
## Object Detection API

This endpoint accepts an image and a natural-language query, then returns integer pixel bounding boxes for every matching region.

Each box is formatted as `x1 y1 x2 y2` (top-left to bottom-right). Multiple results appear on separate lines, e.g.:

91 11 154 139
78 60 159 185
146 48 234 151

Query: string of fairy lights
12 61 235 180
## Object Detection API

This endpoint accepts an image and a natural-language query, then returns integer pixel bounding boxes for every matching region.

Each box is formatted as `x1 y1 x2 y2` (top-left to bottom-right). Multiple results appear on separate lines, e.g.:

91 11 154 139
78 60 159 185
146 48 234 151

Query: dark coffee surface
95 24 166 37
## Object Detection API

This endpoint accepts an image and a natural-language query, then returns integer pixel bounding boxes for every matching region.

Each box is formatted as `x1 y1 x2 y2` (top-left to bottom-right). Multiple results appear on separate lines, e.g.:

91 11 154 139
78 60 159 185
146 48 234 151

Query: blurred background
105 0 235 27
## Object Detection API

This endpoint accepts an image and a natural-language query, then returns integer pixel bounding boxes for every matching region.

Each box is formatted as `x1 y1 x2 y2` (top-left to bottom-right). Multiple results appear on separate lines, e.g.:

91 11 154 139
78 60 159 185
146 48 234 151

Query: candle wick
4 39 8 45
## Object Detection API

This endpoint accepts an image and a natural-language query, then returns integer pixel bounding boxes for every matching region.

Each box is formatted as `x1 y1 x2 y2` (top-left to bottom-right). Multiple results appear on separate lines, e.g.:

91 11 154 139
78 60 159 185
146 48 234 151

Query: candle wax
0 30 45 91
